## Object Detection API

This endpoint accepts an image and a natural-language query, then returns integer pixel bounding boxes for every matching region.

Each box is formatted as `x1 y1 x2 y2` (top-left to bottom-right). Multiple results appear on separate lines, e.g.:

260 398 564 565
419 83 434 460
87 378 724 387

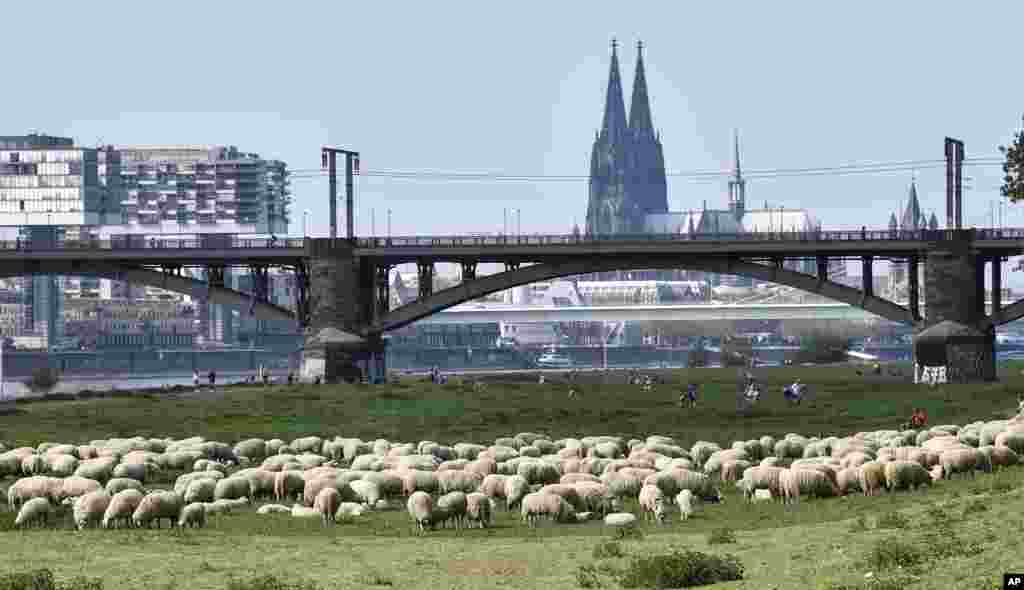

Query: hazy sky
4 1 1024 285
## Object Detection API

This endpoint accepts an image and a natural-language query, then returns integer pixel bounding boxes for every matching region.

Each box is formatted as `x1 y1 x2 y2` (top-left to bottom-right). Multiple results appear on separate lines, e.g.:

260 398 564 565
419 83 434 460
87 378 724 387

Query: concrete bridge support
920 232 995 382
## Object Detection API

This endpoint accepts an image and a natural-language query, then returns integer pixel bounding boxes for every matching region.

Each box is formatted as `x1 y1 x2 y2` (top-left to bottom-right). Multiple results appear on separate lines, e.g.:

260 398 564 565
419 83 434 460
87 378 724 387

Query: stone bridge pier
301 240 388 384
919 231 996 382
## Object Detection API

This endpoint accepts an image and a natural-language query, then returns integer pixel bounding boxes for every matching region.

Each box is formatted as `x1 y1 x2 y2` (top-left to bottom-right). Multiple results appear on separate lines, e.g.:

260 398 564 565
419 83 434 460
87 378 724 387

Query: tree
1001 116 1024 203
25 367 61 396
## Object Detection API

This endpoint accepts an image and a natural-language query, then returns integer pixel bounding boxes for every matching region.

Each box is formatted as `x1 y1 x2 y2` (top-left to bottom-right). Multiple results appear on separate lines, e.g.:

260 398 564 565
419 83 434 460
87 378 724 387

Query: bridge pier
917 232 995 382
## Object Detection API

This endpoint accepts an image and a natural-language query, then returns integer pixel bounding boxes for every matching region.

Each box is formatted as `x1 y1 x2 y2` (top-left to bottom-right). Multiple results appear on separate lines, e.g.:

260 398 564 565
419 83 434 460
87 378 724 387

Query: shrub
224 574 321 590
24 368 61 395
616 548 744 589
863 537 924 570
592 540 625 560
0 569 103 590
875 511 909 529
707 527 737 545
575 565 603 589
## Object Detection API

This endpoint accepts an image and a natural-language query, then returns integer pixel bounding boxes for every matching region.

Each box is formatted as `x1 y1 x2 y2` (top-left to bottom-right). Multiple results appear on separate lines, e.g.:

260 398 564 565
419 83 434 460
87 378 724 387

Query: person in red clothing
909 408 927 429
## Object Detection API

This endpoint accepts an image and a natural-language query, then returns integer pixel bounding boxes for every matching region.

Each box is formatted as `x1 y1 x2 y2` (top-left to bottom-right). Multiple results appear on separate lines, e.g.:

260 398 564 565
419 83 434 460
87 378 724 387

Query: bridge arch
0 263 295 322
369 256 920 334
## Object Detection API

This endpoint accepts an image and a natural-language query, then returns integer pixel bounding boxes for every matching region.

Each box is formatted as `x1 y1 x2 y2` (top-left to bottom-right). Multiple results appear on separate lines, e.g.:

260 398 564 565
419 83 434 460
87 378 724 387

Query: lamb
178 502 207 528
883 460 933 491
437 491 468 529
213 477 253 502
72 490 111 530
132 491 183 528
779 468 839 504
939 448 979 480
520 492 575 526
638 484 668 524
314 487 342 526
858 462 887 496
102 489 145 529
675 489 696 521
14 497 52 528
465 492 493 528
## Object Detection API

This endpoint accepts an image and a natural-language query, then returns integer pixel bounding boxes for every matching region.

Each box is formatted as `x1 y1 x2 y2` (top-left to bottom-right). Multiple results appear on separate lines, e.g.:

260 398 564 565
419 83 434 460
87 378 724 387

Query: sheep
836 467 863 496
884 460 933 491
74 457 117 482
184 479 216 504
58 476 103 502
233 438 267 460
111 462 147 482
603 512 637 527
102 489 145 529
638 484 668 524
21 454 47 476
361 471 404 499
520 492 575 526
257 504 292 515
737 466 784 501
47 455 79 477
72 490 111 530
314 487 342 526
7 476 62 508
504 475 530 510
398 469 440 497
573 482 614 515
753 489 773 502
291 504 320 519
206 498 249 515
273 470 306 502
178 502 207 528
779 468 839 504
336 502 367 518
105 477 145 496
939 448 979 480
675 489 696 521
302 476 351 507
858 462 887 496
437 491 468 529
132 491 183 529
242 469 277 500
15 497 52 528
665 469 722 502
349 479 382 507
465 492 493 528
213 477 253 502
406 491 443 533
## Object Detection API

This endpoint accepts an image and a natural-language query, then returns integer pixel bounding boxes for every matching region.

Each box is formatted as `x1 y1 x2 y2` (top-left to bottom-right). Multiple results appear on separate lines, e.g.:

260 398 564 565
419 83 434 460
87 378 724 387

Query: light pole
303 210 310 237
503 207 508 237
371 208 376 237
387 209 392 238
517 209 522 237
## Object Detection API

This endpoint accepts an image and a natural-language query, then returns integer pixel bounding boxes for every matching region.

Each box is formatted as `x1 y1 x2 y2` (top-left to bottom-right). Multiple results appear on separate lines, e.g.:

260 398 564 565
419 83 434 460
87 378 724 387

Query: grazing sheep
406 491 443 533
836 467 863 496
184 479 216 504
883 460 933 491
233 438 267 460
520 492 575 526
573 482 614 515
336 502 367 518
737 466 784 501
47 455 79 477
437 491 469 529
58 476 103 502
939 448 979 480
15 497 52 528
779 468 839 504
675 489 697 520
102 489 145 529
504 475 530 510
213 477 253 502
257 504 292 515
273 470 306 502
603 512 637 527
752 489 773 502
638 484 668 524
349 479 382 507
72 490 111 530
111 462 147 482
178 502 207 528
291 504 320 519
7 476 62 508
465 492 493 528
105 477 145 496
132 491 183 529
314 487 342 526
538 484 585 512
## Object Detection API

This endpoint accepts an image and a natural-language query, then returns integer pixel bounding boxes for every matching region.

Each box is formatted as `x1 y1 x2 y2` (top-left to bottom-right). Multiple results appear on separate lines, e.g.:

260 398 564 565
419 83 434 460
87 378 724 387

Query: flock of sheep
2 411 1024 533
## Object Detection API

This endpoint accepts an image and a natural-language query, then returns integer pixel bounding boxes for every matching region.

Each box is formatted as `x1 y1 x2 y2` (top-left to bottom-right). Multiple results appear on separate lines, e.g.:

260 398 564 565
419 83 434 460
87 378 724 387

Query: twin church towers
585 39 669 236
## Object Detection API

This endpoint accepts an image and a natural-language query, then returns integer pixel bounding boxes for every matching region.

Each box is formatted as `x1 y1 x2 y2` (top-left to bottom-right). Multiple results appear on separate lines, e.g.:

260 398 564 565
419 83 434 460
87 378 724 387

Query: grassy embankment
0 366 1021 589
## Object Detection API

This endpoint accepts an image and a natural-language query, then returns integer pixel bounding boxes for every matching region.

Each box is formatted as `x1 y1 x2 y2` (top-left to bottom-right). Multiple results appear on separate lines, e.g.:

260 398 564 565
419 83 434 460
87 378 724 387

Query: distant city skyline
3 1 1023 287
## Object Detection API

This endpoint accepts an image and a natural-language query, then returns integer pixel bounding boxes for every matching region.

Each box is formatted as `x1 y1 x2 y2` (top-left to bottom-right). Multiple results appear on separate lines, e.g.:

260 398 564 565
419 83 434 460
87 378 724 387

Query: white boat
536 351 574 368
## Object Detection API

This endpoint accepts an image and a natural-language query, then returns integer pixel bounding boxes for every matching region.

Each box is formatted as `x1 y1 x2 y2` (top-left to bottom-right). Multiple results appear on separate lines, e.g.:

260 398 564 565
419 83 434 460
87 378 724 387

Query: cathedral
584 40 834 284
886 180 940 298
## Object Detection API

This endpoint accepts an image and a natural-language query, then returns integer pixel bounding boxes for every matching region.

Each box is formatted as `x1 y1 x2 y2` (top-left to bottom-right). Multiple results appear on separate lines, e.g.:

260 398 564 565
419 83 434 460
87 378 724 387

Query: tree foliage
1000 116 1024 203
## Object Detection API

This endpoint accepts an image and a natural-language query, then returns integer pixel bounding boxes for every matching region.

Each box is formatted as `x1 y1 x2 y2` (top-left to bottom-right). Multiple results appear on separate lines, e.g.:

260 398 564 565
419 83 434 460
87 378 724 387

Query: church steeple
900 179 922 230
728 129 746 222
628 40 654 139
600 38 628 144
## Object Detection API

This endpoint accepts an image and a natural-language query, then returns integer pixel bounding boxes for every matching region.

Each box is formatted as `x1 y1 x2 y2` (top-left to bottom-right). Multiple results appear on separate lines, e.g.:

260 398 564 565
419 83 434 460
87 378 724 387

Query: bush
24 368 61 395
575 565 603 589
0 569 103 590
863 537 924 570
224 574 321 590
706 527 737 545
616 548 744 589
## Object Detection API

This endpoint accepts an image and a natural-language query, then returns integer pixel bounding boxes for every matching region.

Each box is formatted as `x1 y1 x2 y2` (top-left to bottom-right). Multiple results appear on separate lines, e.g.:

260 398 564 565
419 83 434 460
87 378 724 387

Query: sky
3 1 1024 285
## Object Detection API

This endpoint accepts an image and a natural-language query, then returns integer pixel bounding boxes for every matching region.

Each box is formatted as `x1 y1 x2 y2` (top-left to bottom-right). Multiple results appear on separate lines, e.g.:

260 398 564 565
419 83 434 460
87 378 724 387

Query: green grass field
1 366 1022 589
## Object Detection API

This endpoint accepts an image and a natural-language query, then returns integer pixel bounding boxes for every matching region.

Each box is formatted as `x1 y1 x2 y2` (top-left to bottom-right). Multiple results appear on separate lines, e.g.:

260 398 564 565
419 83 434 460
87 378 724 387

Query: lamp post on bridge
387 208 392 238
302 209 310 238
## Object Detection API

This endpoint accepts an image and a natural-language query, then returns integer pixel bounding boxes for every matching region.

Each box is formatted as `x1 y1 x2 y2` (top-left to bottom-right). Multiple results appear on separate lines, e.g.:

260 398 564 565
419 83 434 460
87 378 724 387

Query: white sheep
102 489 145 529
15 497 52 528
883 460 933 491
58 476 102 502
349 479 382 507
314 487 342 526
257 504 292 515
939 448 979 480
178 502 207 528
273 470 306 502
858 462 887 496
132 491 183 528
437 491 468 529
183 478 216 504
520 492 574 526
407 491 442 533
465 492 493 528
603 512 637 527
638 484 667 524
213 477 253 502
780 468 839 504
7 476 62 508
291 504 320 519
105 477 145 496
335 502 367 518
72 490 111 530
675 489 696 521
504 475 530 510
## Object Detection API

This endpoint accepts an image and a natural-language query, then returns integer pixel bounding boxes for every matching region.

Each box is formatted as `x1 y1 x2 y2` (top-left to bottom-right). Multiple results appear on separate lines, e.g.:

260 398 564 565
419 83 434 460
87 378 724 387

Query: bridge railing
356 228 1024 247
0 237 307 251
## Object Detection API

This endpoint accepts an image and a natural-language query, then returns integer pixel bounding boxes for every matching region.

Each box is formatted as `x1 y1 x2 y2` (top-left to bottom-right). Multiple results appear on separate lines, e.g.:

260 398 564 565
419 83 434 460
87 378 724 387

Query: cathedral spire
901 178 922 230
628 40 654 138
600 38 628 143
733 129 742 179
728 129 746 222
